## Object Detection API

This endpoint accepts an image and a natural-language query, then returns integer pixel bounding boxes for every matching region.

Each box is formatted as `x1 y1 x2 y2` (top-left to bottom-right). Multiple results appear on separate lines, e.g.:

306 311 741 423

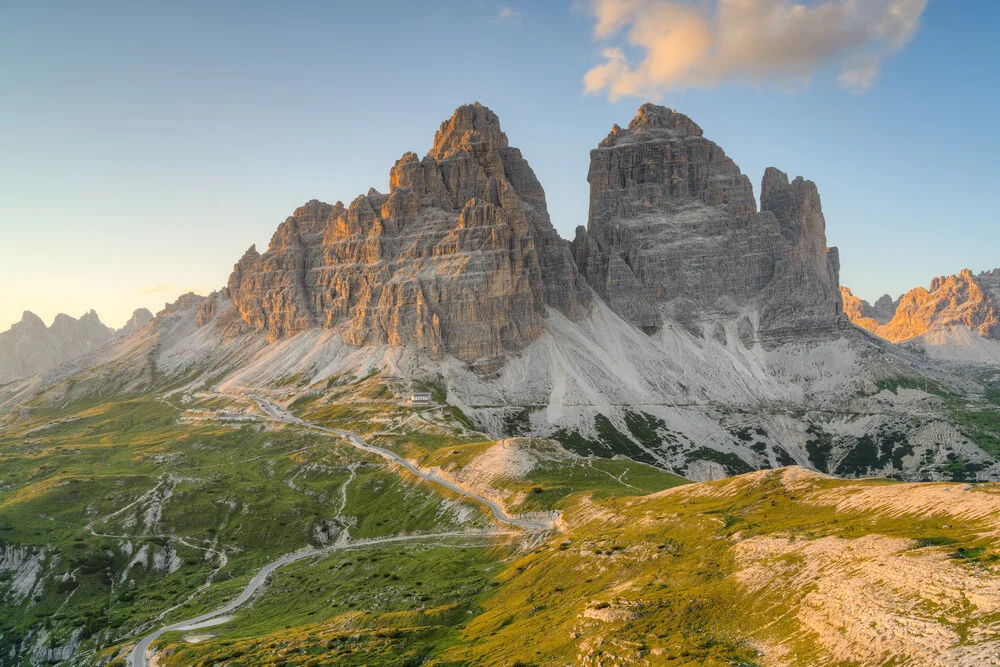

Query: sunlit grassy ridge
139 464 1000 666
405 436 689 514
439 468 1000 666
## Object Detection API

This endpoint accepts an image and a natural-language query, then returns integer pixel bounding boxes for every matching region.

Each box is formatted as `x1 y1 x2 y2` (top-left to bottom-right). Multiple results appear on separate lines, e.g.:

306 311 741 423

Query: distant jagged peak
157 292 206 318
930 267 976 292
12 309 110 333
119 308 154 335
291 199 334 221
238 244 260 262
429 102 509 162
842 267 1000 344
51 310 109 334
0 307 113 383
17 310 45 328
79 309 103 324
51 313 78 326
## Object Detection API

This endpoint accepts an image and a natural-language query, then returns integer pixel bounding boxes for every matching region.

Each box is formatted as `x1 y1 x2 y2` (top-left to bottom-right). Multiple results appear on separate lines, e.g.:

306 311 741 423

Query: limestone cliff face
843 269 1000 343
840 287 881 334
572 104 845 343
228 103 588 364
757 168 846 343
229 102 848 359
0 310 114 383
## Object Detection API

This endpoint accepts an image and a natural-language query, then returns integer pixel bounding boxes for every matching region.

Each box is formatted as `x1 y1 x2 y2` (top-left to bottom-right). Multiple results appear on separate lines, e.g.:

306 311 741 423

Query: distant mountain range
0 308 152 383
2 103 998 483
842 269 1000 363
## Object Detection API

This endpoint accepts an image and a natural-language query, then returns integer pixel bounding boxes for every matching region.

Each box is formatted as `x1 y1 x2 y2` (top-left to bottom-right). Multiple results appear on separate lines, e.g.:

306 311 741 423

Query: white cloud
490 6 523 24
582 0 929 100
838 54 881 93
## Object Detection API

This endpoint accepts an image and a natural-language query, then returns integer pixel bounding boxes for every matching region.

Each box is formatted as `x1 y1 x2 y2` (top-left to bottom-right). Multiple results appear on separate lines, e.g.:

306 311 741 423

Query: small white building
408 392 432 406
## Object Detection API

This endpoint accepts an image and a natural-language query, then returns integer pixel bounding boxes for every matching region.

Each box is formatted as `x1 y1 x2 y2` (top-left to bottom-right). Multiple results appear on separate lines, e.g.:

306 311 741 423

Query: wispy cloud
142 284 176 295
490 6 523 24
582 0 929 101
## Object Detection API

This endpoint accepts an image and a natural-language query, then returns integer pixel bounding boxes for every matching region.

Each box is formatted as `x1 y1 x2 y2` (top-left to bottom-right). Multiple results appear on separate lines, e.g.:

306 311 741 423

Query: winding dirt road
128 532 499 667
128 394 550 666
248 394 553 531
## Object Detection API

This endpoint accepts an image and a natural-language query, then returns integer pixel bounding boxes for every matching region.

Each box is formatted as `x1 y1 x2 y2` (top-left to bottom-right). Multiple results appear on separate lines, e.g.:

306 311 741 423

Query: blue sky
1 0 997 329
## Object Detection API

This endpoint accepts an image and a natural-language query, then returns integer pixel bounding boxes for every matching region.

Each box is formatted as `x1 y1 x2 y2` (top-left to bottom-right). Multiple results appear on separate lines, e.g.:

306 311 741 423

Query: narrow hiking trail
128 393 553 666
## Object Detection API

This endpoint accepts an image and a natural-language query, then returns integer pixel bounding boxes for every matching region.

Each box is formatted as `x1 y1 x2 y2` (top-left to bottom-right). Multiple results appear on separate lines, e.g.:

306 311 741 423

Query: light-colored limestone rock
572 104 845 344
228 103 588 365
843 268 1000 344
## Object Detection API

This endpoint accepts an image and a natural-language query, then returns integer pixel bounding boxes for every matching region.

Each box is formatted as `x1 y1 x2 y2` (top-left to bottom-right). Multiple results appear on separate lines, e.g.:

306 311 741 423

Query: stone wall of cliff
227 103 588 365
571 104 845 344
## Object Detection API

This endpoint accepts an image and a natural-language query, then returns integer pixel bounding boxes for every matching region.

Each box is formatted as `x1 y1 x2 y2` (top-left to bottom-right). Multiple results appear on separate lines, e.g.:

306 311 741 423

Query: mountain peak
599 104 703 148
429 102 508 161
119 308 154 335
19 310 45 328
844 267 1000 344
631 103 702 135
51 313 77 327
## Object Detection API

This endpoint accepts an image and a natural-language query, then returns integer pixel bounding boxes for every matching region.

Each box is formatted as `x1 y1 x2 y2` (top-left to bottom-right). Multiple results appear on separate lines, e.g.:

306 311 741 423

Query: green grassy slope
0 393 491 663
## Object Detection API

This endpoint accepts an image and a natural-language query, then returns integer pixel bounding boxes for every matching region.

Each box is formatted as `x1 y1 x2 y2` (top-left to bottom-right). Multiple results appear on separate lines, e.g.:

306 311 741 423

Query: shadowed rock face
572 104 845 343
228 103 588 364
757 167 846 344
843 269 1000 343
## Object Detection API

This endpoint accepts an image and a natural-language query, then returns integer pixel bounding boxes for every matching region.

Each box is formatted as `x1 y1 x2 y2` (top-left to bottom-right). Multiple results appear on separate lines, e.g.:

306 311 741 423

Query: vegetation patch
623 410 677 449
501 407 534 437
685 448 754 476
875 376 952 398
551 415 657 465
805 425 835 473
834 428 913 477
947 402 1000 459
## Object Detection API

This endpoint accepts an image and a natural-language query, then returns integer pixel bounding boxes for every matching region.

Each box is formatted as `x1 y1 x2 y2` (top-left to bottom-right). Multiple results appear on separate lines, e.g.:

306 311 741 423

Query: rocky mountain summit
227 103 588 368
0 310 114 383
843 269 1000 359
229 103 845 368
571 104 845 346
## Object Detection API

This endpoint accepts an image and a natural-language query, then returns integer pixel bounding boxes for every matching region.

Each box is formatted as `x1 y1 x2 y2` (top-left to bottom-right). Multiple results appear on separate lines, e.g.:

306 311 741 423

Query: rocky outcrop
843 269 1000 343
871 294 898 323
758 168 846 343
572 104 845 344
228 103 588 365
0 310 114 383
840 287 881 334
119 308 154 335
